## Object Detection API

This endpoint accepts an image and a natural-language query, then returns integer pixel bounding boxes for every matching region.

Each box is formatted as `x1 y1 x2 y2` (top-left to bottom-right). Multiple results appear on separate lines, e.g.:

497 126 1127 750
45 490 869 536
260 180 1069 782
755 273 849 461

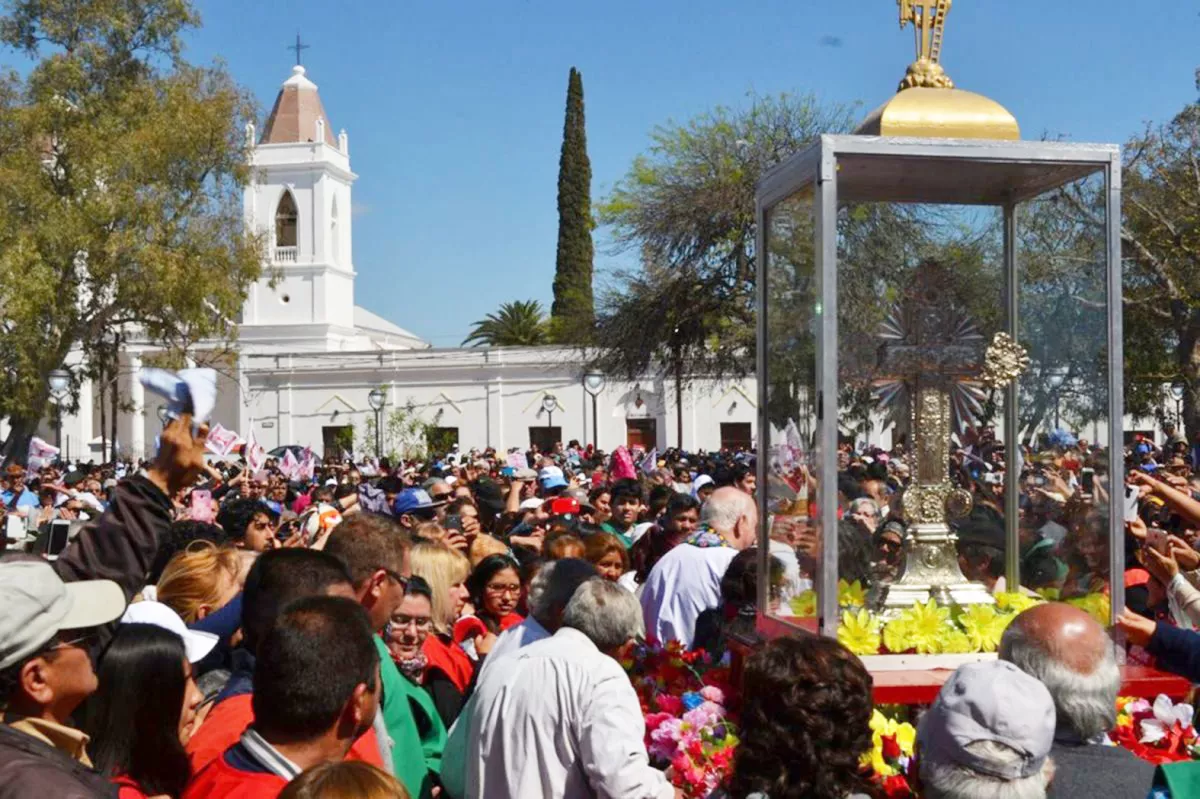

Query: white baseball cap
520 498 546 511
120 600 219 663
0 560 126 670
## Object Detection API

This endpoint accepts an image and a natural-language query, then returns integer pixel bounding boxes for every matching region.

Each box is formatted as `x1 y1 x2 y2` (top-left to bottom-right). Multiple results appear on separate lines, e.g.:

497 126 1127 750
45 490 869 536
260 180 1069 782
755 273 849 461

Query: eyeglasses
52 631 97 652
391 615 433 631
381 568 408 588
485 582 520 597
431 492 453 502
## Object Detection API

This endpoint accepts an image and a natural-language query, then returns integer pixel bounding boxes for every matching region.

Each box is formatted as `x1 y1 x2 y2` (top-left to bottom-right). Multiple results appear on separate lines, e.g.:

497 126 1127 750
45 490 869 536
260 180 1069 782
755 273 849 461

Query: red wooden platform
744 614 1192 705
872 664 1191 706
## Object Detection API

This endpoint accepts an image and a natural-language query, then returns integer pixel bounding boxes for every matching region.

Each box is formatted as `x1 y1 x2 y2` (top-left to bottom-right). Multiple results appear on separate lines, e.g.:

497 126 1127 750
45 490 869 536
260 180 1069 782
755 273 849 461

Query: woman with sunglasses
453 554 525 660
386 576 466 727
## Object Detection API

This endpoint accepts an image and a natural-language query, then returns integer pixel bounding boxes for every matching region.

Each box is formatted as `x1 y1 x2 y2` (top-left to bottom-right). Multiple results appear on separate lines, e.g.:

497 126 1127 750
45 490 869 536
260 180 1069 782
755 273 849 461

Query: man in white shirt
481 557 597 675
640 486 758 647
440 558 598 799
463 578 678 799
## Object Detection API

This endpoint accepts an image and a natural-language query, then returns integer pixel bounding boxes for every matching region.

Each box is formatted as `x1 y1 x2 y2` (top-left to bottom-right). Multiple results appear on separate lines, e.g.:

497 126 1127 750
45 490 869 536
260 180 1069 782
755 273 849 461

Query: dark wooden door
626 418 657 450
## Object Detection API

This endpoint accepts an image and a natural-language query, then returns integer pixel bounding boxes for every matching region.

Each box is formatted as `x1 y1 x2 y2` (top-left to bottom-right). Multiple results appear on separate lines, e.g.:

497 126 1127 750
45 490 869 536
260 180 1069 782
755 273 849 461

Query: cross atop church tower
288 33 310 66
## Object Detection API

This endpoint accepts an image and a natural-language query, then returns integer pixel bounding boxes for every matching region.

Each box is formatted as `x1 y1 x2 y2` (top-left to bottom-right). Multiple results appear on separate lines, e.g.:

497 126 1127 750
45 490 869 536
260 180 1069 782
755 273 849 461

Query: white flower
1139 694 1194 744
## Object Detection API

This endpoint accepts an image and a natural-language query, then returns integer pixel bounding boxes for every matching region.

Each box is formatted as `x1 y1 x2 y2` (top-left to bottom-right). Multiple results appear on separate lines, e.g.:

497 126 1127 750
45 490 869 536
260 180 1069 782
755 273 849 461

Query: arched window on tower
274 190 298 260
330 196 340 263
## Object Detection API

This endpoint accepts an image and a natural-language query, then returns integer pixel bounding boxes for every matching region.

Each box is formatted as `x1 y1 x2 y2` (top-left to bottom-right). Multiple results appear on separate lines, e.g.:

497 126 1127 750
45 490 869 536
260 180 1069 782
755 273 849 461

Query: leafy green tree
593 93 859 389
462 300 550 347
357 399 433 462
0 0 263 463
550 67 594 343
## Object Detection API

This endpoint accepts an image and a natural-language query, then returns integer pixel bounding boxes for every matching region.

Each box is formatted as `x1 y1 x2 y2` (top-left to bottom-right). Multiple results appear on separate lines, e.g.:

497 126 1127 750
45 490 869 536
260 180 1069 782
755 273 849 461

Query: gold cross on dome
898 0 952 64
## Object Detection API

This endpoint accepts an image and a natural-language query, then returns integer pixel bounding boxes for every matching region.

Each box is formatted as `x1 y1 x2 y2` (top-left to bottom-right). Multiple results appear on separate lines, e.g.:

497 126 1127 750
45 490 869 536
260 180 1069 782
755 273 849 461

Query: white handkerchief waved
139 368 218 423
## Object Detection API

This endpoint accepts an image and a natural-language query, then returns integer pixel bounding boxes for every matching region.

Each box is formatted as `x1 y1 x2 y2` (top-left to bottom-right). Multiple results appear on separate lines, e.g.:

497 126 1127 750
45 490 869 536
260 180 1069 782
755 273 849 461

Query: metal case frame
755 135 1123 641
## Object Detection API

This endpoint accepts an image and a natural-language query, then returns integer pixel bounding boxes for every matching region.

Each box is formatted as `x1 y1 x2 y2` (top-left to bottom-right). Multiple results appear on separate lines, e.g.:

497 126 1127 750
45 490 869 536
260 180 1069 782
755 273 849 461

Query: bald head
702 487 758 550
999 601 1119 739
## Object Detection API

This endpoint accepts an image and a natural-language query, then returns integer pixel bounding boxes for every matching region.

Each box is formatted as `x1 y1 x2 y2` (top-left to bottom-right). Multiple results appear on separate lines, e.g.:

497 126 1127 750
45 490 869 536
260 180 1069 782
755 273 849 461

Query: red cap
547 497 581 516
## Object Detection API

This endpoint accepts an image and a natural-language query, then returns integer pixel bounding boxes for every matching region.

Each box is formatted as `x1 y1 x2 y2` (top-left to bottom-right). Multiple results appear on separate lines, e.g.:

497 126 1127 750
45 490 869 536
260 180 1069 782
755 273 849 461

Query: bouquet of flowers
861 707 919 798
1110 695 1200 764
622 639 739 798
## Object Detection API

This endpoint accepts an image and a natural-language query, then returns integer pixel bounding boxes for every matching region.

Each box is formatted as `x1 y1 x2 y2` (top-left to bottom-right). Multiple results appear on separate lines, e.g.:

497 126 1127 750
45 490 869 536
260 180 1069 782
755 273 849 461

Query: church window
275 190 298 248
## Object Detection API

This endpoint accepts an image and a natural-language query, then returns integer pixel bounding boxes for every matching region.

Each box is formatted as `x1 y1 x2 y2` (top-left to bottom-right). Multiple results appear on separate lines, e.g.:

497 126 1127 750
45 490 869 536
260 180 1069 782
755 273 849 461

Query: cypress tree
550 66 595 342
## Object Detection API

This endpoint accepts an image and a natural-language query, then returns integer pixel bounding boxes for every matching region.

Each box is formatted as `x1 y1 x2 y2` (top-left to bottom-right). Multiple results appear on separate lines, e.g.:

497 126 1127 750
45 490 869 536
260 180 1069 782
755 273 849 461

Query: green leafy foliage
462 299 550 348
550 66 594 343
0 0 263 461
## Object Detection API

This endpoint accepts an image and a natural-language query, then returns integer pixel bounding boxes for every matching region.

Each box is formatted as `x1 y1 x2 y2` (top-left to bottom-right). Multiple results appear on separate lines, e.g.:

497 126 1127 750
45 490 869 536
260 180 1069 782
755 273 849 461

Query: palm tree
462 300 551 347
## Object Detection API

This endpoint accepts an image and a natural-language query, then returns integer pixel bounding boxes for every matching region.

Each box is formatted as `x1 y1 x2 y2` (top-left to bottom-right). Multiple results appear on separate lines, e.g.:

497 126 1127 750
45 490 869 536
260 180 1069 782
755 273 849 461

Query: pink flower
645 712 674 733
649 718 684 761
699 685 725 705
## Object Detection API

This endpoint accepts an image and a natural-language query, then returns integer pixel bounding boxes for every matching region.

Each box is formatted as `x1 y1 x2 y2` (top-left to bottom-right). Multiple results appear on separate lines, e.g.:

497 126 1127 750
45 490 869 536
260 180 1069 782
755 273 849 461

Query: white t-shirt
639 542 740 647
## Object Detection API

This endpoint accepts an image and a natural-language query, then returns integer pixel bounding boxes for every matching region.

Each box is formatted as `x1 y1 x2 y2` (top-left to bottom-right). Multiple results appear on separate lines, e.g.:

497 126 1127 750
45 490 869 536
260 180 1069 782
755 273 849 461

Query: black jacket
0 724 116 799
1047 740 1154 799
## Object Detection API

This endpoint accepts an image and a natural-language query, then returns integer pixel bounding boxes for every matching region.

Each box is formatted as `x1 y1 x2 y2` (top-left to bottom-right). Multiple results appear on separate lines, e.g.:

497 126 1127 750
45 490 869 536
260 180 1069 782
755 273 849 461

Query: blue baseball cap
392 487 445 516
538 466 568 490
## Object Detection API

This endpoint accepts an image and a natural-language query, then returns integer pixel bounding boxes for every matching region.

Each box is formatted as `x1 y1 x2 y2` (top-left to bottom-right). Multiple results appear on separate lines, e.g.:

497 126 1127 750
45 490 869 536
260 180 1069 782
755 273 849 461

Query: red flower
882 774 913 798
657 694 683 715
881 734 902 761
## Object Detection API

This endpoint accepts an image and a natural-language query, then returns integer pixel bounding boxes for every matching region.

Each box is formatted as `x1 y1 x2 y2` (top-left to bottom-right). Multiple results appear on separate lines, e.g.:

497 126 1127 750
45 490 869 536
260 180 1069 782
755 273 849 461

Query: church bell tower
240 63 358 350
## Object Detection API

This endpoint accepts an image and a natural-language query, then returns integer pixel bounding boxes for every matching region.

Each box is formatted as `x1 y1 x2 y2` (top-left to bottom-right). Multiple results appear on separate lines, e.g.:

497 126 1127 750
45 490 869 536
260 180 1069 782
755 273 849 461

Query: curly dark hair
729 635 875 799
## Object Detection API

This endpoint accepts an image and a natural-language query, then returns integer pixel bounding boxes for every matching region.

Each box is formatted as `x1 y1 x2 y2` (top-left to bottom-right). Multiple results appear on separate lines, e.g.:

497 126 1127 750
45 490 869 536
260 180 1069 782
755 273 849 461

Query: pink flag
27 436 60 470
206 423 240 456
298 447 316 481
280 448 300 480
246 430 266 472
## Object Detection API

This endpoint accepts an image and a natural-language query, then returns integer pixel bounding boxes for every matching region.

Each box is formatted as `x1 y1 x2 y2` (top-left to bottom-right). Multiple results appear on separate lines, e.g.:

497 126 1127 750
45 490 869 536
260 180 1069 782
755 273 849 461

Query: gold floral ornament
981 332 1031 390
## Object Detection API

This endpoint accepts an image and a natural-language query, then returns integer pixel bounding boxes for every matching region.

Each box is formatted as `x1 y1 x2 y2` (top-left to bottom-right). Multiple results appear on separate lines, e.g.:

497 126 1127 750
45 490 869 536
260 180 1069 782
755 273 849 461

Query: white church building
42 64 760 462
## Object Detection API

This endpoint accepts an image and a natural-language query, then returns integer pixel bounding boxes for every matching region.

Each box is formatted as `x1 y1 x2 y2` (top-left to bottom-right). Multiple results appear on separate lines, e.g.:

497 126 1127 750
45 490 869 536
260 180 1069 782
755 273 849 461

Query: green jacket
374 635 446 799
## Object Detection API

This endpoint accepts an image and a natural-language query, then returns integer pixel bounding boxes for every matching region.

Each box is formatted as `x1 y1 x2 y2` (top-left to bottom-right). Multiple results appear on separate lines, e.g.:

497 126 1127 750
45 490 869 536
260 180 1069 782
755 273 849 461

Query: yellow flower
790 591 816 617
1037 587 1061 601
989 612 1019 648
837 609 882 656
939 628 976 654
959 604 1001 652
901 599 952 654
882 616 914 653
1067 594 1111 626
861 711 918 776
994 592 1044 613
839 578 868 609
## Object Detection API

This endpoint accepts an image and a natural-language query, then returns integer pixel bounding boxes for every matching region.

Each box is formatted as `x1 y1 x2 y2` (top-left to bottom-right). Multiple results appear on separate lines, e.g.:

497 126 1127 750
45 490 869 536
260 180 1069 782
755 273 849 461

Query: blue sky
181 2 1195 345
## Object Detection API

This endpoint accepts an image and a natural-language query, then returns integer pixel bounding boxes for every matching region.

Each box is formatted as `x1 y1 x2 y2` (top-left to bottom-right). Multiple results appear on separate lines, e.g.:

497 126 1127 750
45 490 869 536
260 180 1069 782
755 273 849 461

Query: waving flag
640 447 659 475
246 430 266 472
27 437 60 470
298 447 316 482
280 448 300 480
206 424 240 457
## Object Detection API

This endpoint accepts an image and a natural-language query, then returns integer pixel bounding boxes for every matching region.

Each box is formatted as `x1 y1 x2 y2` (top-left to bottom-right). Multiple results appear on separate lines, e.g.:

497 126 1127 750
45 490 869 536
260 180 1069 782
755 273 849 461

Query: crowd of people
3 410 1200 798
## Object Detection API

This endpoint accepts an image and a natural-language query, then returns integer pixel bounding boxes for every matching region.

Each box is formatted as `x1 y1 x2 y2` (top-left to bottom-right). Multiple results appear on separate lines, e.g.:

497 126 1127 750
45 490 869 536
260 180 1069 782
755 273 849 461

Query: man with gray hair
918 660 1057 799
461 578 676 799
640 486 758 646
999 602 1154 798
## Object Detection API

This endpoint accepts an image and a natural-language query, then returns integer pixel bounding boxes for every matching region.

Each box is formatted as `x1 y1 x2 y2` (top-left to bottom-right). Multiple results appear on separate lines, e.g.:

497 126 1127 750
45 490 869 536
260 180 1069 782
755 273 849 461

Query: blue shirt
0 488 37 510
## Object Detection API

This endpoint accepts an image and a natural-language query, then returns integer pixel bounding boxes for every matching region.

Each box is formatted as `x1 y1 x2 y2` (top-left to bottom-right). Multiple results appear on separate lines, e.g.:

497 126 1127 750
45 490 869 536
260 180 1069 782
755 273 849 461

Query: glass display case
755 135 1123 666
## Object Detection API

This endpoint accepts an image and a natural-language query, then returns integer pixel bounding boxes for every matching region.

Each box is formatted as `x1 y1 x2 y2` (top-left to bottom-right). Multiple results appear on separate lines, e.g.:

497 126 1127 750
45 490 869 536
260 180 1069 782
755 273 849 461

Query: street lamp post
1172 384 1185 426
583 372 605 448
541 394 557 446
368 388 387 459
1046 369 1066 431
47 369 71 454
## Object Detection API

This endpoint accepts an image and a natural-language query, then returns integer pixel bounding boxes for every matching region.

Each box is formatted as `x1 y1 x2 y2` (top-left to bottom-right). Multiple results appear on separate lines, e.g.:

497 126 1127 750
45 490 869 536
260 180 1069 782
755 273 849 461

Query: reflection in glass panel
763 188 819 628
835 201 1008 617
1016 172 1110 610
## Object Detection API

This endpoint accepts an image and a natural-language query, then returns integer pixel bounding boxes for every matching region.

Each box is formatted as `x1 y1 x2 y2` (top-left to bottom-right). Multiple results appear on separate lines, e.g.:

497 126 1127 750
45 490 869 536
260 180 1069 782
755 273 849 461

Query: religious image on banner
246 430 266 472
27 437 60 470
298 447 316 481
205 424 240 457
279 448 300 480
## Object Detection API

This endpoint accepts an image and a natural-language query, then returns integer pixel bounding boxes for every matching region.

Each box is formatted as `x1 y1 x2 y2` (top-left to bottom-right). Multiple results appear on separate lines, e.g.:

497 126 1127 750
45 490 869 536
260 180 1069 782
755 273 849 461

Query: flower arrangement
622 639 739 798
861 708 919 798
789 582 1111 656
1110 695 1200 764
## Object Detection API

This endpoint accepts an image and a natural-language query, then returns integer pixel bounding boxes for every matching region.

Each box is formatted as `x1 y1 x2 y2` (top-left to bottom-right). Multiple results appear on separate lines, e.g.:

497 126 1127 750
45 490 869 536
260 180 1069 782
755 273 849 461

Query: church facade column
127 353 146 462
75 377 94 463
